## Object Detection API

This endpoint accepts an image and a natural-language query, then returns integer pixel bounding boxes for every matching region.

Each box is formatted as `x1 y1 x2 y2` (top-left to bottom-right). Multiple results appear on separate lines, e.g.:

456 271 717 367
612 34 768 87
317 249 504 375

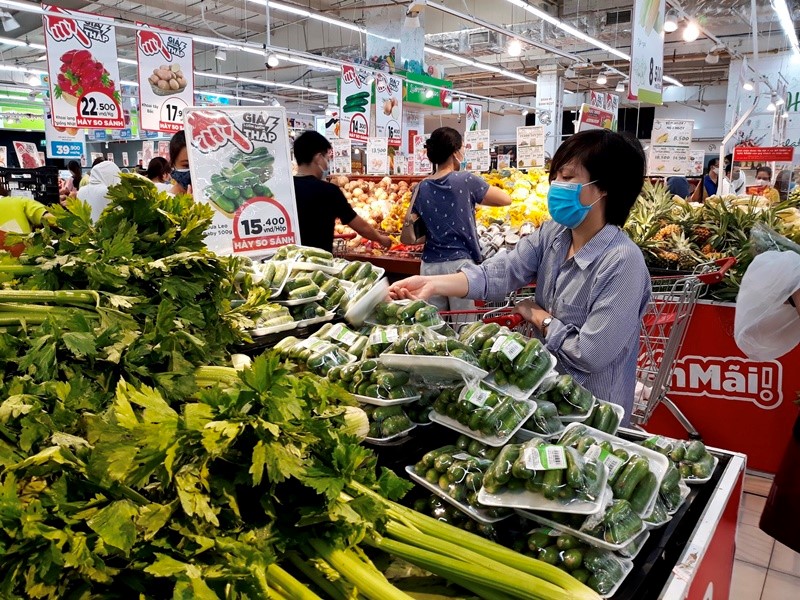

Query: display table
647 300 800 473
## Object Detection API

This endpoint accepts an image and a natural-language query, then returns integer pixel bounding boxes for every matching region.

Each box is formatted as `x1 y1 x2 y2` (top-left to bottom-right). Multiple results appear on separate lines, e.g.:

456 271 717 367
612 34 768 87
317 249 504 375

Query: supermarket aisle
732 474 800 599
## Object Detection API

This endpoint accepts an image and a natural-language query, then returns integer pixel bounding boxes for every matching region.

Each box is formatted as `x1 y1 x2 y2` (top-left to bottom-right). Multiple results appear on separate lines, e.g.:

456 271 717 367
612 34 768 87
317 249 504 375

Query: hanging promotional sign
367 137 389 175
136 150 143 165
576 103 616 132
106 152 114 161
340 64 373 143
136 25 193 133
90 152 104 163
464 129 490 172
158 141 170 160
185 107 300 256
589 91 620 130
394 153 407 175
733 146 795 163
331 138 352 175
122 152 129 167
374 73 403 147
516 126 546 169
0 147 7 168
43 5 124 129
630 0 666 105
13 141 44 168
465 103 483 132
412 133 431 175
44 108 85 160
647 118 694 175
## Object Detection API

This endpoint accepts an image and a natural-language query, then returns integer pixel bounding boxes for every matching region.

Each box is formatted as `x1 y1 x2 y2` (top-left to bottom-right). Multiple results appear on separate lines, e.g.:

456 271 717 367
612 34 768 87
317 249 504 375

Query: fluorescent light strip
425 47 537 86
0 65 46 75
663 75 684 87
193 71 333 96
275 53 340 71
120 80 139 86
118 58 138 65
0 36 28 47
264 1 399 43
205 93 263 104
772 0 800 56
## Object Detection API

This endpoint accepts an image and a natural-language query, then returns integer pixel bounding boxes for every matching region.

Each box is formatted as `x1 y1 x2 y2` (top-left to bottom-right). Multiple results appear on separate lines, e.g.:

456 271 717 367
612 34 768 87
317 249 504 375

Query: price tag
369 327 399 345
491 335 524 360
330 323 360 346
160 99 187 123
233 199 295 252
78 91 122 121
523 445 567 470
585 444 625 480
459 386 491 407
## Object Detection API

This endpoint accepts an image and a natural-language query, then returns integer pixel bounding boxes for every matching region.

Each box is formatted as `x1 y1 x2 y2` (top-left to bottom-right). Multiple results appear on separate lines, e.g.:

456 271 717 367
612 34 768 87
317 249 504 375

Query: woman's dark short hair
707 157 719 170
426 127 463 166
756 165 772 179
146 157 170 181
91 156 105 167
293 131 332 165
549 129 646 227
67 160 81 175
169 130 186 166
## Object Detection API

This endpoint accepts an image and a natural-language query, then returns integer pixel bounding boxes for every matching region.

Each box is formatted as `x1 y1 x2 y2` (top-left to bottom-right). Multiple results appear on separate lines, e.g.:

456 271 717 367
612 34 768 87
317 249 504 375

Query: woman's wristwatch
541 316 553 335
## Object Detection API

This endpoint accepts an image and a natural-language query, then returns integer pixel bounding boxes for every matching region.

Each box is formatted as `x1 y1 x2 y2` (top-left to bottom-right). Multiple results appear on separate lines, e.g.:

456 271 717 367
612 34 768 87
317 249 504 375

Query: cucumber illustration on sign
343 91 370 113
206 147 275 217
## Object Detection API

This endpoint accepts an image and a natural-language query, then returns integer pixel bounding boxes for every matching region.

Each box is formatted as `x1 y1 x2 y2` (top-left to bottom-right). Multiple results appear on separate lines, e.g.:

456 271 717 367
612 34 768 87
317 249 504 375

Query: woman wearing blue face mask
169 130 192 195
389 129 651 423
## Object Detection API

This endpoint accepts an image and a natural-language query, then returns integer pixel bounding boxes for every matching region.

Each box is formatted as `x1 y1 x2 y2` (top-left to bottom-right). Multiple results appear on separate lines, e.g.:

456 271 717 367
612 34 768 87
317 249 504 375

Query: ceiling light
215 48 227 61
26 74 38 86
425 88 434 98
615 80 626 92
508 39 522 57
521 108 529 116
0 11 20 32
705 50 720 64
743 79 754 91
0 35 25 47
271 98 280 107
266 53 279 68
596 72 607 85
776 95 785 106
782 111 789 119
767 100 777 112
772 0 800 57
664 9 679 33
118 58 138 65
404 14 420 28
683 20 700 42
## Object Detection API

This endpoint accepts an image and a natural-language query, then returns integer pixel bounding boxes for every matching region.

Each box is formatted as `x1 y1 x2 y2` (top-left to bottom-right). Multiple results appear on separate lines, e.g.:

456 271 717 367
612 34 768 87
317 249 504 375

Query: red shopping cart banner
733 145 794 163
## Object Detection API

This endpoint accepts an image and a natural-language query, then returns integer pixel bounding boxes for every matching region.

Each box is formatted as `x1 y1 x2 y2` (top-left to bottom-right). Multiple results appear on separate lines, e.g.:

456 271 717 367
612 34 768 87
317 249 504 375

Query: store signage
394 153 407 175
374 73 403 147
733 145 795 163
43 5 124 129
331 138 352 175
340 64 373 143
412 133 432 175
185 107 300 256
90 152 104 163
647 118 693 176
136 150 143 165
13 141 44 168
136 24 194 134
157 141 170 160
497 154 511 170
589 91 620 131
465 103 482 132
141 141 154 165
106 152 114 161
122 152 129 167
92 129 107 141
464 129 490 172
670 355 783 409
629 0 666 105
118 128 132 139
576 103 615 132
402 71 453 108
0 147 7 168
366 137 389 175
44 108 85 160
516 126 545 169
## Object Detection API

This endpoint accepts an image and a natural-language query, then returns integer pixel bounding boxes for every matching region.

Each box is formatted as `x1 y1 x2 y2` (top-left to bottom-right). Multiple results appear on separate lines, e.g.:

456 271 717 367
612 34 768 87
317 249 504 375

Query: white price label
369 326 399 345
490 335 508 353
160 99 187 124
585 444 625 480
491 335 525 360
459 386 491 407
524 445 567 470
330 323 360 346
79 91 121 120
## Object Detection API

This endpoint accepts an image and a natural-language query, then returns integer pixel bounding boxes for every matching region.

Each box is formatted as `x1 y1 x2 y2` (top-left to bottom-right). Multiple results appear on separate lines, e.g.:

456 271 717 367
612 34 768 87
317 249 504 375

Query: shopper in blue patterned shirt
391 129 651 423
400 127 511 311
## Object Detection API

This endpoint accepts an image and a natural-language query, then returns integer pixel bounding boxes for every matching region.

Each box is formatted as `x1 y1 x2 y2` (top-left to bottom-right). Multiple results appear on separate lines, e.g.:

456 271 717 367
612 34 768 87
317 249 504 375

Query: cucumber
542 468 565 500
691 453 715 479
669 442 687 462
375 370 410 389
537 545 560 565
556 534 581 551
564 446 586 490
559 425 587 448
629 471 658 514
484 444 520 490
527 530 552 552
288 283 321 300
685 440 707 462
561 548 584 571
660 462 681 493
612 456 650 501
398 300 428 322
310 270 328 286
603 500 644 544
284 277 314 292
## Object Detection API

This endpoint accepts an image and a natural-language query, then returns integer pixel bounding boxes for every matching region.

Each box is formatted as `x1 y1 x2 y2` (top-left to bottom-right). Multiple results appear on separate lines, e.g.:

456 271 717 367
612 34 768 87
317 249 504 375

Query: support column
536 65 564 160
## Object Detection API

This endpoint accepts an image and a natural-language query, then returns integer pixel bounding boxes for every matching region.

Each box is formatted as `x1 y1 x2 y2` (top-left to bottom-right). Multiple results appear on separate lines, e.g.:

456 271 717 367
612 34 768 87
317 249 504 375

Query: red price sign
76 89 123 128
232 198 297 253
159 98 187 132
733 145 795 163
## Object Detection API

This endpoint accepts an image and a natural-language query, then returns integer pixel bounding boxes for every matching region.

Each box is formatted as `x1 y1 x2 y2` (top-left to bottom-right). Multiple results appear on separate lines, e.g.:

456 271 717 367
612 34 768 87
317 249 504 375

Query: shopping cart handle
696 256 737 285
483 313 525 328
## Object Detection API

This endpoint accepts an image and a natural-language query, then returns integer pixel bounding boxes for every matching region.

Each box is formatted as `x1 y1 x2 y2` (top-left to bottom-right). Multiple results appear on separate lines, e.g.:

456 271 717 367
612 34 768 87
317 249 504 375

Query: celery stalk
266 563 321 600
0 290 98 306
285 552 350 600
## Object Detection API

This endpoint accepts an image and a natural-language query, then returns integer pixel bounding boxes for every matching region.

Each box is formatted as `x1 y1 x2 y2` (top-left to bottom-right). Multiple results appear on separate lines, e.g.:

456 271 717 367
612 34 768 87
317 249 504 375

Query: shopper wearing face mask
690 158 719 202
292 130 391 253
169 130 192 195
400 126 512 311
750 166 780 203
389 129 651 423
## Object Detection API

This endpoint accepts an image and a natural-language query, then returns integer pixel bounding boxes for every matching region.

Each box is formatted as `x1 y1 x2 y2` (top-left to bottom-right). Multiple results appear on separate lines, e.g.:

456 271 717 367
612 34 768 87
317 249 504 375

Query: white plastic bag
734 251 800 360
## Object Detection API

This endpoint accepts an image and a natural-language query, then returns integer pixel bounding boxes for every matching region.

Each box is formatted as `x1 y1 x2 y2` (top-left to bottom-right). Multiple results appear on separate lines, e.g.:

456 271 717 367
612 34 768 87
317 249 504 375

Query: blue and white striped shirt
462 220 651 424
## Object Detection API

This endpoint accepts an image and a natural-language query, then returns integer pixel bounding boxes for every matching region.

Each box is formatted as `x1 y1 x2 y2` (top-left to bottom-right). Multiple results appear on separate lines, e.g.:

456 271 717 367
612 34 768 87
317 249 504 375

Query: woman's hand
512 298 551 331
389 276 437 300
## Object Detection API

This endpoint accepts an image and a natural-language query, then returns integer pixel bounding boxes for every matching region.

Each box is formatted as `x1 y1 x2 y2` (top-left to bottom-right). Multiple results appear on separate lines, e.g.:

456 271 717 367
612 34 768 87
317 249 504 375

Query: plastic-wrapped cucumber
583 548 627 595
602 500 644 544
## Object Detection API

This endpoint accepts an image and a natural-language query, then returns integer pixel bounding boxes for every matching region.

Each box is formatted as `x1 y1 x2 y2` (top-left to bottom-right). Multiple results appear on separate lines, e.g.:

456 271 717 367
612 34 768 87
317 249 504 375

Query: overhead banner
465 103 482 132
122 152 129 167
43 5 124 129
367 137 389 175
136 24 194 133
185 107 300 256
340 64 373 143
13 141 45 168
375 73 403 147
331 138 352 175
516 126 546 169
44 108 85 160
576 103 616 132
412 133 431 175
0 147 7 168
647 118 694 175
589 91 620 131
464 129 490 172
630 0 666 105
158 141 170 160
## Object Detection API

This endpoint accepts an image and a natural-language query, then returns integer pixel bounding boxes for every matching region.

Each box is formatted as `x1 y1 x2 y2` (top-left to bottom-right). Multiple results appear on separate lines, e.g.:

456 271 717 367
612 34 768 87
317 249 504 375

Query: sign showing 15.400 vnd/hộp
340 64 373 143
136 24 194 133
185 107 300 256
42 5 124 129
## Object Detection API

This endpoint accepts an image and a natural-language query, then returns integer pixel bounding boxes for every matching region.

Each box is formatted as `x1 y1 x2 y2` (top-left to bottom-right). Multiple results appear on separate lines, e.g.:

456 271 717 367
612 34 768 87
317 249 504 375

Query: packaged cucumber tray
537 374 597 422
458 322 556 400
368 299 445 329
522 527 634 598
273 244 344 275
558 423 670 518
328 360 418 406
411 494 501 541
428 383 536 447
477 436 609 514
249 303 297 337
516 400 567 440
407 439 513 524
639 435 718 484
363 405 416 444
343 278 390 326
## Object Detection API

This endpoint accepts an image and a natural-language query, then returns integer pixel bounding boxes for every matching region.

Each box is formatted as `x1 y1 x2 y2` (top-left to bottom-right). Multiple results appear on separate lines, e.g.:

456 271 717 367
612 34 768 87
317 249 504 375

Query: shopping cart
632 257 736 438
440 290 537 337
